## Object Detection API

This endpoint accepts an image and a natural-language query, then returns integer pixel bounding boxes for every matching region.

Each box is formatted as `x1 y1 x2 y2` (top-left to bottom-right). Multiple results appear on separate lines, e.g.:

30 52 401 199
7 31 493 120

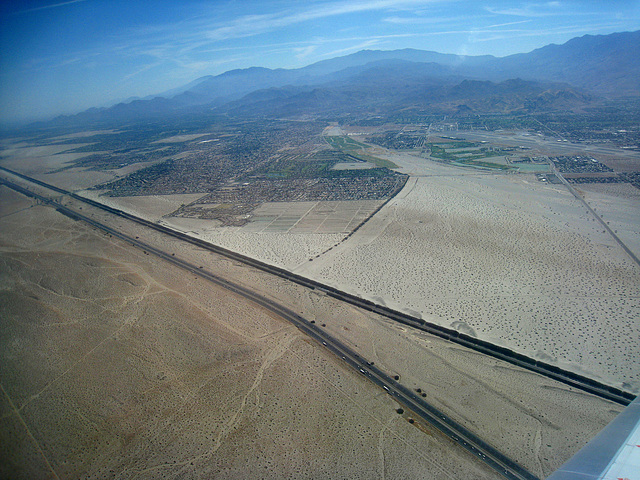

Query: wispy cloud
320 39 382 58
85 0 451 73
294 45 318 61
485 1 596 18
202 0 447 41
474 23 621 42
485 20 532 29
7 0 627 87
11 0 87 15
384 14 490 25
122 61 163 81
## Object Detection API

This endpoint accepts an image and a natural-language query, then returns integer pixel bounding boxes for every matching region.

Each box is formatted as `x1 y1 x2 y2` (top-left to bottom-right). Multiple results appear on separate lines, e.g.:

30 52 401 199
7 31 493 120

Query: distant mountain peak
41 29 639 128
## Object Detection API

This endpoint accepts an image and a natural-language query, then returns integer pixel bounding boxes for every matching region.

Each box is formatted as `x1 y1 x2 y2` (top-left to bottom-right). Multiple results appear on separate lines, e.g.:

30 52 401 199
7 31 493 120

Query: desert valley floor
1 127 638 479
70 134 640 395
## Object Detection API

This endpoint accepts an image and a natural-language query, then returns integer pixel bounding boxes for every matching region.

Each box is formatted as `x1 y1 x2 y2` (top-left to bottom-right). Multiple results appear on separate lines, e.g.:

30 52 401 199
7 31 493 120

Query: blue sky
1 0 638 124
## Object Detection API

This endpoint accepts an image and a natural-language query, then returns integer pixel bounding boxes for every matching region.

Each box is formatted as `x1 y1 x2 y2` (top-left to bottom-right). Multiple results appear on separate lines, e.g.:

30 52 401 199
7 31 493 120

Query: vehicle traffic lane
0 176 539 480
1 166 634 407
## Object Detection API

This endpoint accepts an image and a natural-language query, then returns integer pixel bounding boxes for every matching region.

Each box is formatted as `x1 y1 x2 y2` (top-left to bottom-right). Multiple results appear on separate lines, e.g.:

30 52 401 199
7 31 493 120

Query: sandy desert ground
81 190 206 221
575 182 640 257
79 191 348 268
0 185 624 479
2 135 638 396
296 161 640 393
0 186 504 479
1 133 638 477
0 141 130 191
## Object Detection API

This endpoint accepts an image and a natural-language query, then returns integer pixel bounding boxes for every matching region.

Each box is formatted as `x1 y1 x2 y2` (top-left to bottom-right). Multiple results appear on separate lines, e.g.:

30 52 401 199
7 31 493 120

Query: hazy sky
1 0 638 124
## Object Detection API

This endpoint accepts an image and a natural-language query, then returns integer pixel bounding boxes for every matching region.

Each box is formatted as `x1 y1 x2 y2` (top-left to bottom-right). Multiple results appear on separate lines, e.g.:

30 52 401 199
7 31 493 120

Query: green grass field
427 141 517 171
324 135 398 169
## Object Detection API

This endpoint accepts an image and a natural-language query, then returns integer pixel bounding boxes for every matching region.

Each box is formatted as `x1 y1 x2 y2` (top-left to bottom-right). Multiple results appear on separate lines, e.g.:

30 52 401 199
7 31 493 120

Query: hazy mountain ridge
222 73 593 118
478 30 640 95
46 30 639 127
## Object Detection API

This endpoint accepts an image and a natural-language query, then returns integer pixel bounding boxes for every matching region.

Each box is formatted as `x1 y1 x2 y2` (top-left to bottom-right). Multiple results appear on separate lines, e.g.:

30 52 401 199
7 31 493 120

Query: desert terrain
0 128 637 478
2 132 638 399
0 171 625 479
76 134 640 395
1 186 504 479
2 131 639 396
296 152 640 393
575 182 640 256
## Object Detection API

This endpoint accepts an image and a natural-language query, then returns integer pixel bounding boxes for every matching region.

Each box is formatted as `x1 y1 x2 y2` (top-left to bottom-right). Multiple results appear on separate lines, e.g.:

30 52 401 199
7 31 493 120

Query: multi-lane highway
0 166 633 407
1 172 541 480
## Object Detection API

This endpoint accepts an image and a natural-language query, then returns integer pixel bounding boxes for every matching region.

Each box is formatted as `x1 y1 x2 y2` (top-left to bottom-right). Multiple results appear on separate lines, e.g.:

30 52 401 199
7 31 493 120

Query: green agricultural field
257 159 333 179
325 135 398 169
426 141 517 171
325 135 368 150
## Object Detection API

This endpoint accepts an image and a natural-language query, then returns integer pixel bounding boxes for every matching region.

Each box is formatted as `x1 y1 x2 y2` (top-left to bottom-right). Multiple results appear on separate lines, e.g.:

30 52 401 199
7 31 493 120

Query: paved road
0 166 634 408
0 175 539 480
548 162 640 269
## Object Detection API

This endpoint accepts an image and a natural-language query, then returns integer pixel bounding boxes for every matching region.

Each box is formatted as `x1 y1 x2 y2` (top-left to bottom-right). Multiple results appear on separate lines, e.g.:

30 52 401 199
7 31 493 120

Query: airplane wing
547 395 640 479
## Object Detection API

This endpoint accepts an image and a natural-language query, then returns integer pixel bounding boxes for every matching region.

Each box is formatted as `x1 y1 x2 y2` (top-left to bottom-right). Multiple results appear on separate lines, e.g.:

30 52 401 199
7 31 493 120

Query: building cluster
173 175 407 224
550 156 613 174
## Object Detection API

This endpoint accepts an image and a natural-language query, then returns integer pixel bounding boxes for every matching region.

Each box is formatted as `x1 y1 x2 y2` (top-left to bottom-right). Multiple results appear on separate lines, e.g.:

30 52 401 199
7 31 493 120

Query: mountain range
49 30 640 126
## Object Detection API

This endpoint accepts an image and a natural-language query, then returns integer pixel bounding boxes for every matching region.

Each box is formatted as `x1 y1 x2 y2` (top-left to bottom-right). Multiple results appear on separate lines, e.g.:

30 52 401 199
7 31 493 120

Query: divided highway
1 173 540 480
0 166 633 407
